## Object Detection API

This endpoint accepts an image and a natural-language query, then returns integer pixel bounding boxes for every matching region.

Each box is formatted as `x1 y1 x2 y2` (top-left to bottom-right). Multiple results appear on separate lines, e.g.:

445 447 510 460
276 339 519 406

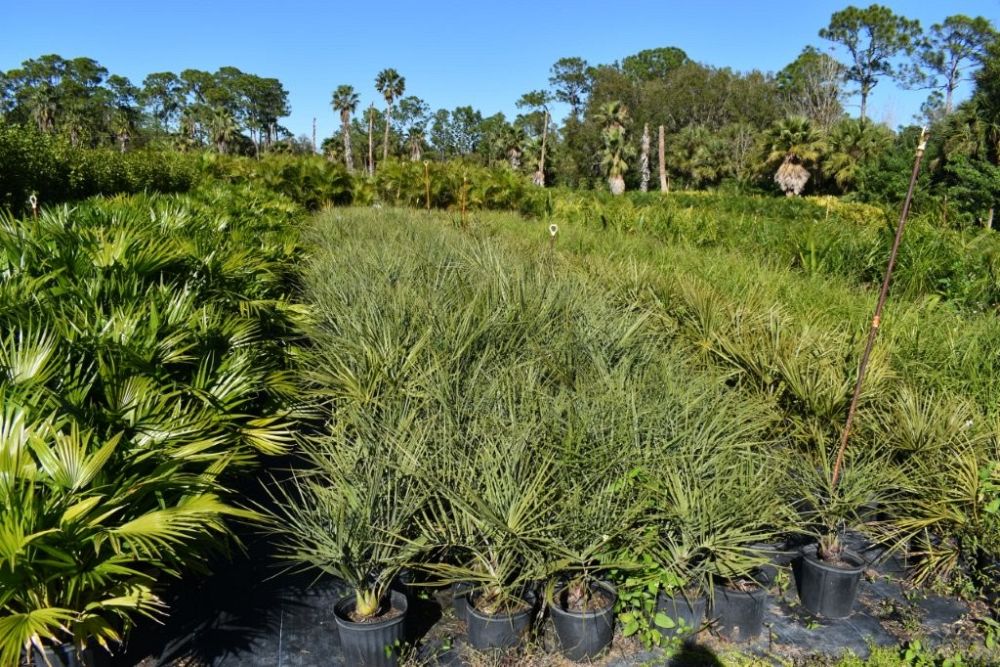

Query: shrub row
0 125 198 213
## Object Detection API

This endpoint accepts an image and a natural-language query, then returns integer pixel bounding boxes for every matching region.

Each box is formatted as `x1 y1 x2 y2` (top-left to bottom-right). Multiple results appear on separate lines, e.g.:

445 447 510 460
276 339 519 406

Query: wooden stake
368 104 375 176
424 161 431 212
658 125 667 193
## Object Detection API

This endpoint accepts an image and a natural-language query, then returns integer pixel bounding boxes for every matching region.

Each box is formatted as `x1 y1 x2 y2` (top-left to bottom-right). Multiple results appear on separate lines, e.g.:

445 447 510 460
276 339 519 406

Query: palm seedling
265 408 431 620
407 383 556 616
876 389 1000 587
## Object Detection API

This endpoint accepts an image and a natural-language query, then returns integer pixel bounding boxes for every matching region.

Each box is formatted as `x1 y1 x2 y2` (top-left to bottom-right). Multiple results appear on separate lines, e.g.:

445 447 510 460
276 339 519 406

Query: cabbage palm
596 101 632 195
208 106 238 155
375 68 405 164
407 127 424 161
331 84 359 171
495 124 527 169
764 116 825 196
669 125 724 189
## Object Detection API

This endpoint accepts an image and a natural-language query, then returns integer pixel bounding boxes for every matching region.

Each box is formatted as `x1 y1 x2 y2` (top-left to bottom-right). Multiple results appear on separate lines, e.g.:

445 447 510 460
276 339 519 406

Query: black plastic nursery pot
29 643 101 667
711 583 768 642
333 590 409 667
797 545 865 619
655 590 707 638
451 581 474 621
465 592 534 651
548 581 617 662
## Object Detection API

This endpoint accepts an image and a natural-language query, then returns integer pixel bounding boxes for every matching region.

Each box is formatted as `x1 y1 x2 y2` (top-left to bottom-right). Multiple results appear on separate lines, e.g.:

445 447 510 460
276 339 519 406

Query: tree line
0 56 291 154
1 4 998 224
319 5 998 225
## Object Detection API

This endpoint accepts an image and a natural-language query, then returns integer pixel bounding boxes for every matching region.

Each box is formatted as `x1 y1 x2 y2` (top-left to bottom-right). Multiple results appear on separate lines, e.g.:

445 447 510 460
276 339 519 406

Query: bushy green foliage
0 125 198 214
372 159 548 216
201 153 353 210
201 154 550 216
549 189 1000 312
0 185 305 661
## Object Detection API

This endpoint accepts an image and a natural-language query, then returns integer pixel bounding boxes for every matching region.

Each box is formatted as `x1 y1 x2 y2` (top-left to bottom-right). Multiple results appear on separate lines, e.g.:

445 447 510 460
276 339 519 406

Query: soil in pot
711 580 768 642
655 588 706 638
548 581 617 662
465 592 533 651
334 590 409 667
797 544 865 619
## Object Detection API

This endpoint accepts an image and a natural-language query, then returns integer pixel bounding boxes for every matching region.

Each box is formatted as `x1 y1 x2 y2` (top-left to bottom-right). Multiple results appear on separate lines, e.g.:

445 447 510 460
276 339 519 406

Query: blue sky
3 0 999 141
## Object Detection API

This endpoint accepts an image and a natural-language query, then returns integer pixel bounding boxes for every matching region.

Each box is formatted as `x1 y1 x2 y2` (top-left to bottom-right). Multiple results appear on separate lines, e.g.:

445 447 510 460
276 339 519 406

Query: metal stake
831 128 929 489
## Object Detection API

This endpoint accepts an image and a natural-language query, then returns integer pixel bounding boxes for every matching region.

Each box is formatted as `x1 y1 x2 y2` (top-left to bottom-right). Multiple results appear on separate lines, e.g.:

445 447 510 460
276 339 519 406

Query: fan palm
208 106 238 155
824 118 892 192
375 68 405 164
764 116 825 196
407 127 425 161
494 124 527 169
596 101 632 195
0 188 305 663
331 85 359 171
266 404 430 619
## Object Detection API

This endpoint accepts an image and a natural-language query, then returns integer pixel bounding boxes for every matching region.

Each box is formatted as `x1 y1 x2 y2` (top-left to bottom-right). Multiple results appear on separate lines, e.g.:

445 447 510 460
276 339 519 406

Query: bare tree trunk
342 118 354 171
533 110 549 187
945 58 960 115
859 87 869 123
368 104 375 176
658 125 668 193
988 207 995 230
609 174 625 195
383 102 392 163
312 117 317 154
640 123 650 193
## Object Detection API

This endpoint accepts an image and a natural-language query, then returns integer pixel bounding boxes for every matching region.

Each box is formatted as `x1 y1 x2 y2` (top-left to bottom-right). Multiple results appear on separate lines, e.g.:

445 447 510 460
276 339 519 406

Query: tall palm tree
764 116 825 197
331 85 360 171
375 68 405 164
366 103 376 175
596 101 631 195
